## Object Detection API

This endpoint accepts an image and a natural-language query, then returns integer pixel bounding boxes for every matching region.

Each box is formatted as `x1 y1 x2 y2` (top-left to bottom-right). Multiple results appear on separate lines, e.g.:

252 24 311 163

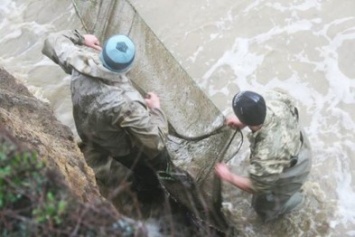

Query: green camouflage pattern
246 90 312 221
42 30 235 233
248 90 303 193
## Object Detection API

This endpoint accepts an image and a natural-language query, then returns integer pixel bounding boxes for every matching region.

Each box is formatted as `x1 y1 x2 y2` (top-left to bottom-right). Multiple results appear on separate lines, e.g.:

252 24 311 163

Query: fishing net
71 0 242 234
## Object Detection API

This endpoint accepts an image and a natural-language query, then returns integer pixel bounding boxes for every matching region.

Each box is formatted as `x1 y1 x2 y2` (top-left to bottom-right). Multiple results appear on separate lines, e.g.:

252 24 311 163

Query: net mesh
71 0 242 233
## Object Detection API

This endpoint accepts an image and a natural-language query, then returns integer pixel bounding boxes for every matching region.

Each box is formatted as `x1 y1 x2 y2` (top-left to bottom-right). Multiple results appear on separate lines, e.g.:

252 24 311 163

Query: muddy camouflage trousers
252 132 312 222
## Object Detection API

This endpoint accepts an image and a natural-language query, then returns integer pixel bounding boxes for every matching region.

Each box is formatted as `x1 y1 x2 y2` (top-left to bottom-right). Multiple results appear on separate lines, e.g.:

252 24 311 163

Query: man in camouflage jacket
42 30 169 201
215 90 312 222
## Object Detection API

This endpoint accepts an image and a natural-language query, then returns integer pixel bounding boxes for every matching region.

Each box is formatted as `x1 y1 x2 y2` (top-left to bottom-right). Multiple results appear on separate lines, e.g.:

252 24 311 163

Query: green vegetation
0 140 139 237
0 130 226 237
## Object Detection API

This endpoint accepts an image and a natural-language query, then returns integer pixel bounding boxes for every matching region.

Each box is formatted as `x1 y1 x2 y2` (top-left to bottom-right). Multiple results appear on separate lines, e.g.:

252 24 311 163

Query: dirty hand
215 163 233 182
145 92 161 109
225 115 245 130
83 34 102 51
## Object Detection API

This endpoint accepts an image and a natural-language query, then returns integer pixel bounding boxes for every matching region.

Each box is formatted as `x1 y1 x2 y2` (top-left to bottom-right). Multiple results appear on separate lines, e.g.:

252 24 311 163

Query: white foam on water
1 0 355 235
202 38 264 90
198 1 355 235
0 1 23 41
0 0 13 12
316 20 355 230
1 28 22 41
27 85 50 103
200 11 327 100
0 0 81 134
266 0 322 12
336 171 355 225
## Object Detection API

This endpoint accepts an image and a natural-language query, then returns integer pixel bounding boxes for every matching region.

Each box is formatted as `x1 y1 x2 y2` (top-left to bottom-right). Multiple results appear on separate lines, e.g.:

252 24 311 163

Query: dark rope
169 123 227 142
226 129 243 163
130 78 228 142
196 129 241 183
193 129 243 235
211 129 241 202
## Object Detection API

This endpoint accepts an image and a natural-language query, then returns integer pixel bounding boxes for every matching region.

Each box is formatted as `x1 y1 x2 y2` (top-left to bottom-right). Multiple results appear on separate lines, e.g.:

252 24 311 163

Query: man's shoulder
264 89 294 103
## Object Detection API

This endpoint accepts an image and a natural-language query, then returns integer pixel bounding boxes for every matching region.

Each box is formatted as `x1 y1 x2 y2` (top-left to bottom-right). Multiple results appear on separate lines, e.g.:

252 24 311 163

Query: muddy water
1 0 355 236
0 0 82 137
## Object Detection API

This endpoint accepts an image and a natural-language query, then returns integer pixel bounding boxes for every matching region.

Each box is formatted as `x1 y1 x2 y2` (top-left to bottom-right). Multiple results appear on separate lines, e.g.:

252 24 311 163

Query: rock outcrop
0 67 101 203
0 65 239 236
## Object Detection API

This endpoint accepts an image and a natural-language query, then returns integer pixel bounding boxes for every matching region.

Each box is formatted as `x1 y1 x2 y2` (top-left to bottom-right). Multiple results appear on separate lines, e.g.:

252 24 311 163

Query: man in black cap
215 90 312 222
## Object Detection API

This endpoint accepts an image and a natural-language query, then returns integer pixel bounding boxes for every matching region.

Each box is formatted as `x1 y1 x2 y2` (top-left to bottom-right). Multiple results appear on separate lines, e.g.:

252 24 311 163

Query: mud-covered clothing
247 91 312 221
42 30 168 161
42 30 230 228
81 141 168 203
42 30 169 196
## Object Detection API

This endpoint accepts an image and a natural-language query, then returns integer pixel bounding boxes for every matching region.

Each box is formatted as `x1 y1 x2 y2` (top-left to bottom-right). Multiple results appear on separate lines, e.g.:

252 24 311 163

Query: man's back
71 70 139 157
42 30 169 159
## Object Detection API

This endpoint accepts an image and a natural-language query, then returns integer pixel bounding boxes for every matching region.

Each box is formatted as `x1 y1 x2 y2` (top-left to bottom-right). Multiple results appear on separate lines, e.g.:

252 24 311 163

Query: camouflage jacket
42 30 168 159
248 91 304 193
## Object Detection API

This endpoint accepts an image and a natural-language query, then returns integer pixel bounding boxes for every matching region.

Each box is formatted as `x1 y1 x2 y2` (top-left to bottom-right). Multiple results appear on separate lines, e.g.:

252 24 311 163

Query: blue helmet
99 34 135 73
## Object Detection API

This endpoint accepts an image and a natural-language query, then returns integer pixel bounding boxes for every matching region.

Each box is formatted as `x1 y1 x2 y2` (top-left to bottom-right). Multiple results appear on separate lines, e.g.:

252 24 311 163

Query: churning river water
1 0 354 236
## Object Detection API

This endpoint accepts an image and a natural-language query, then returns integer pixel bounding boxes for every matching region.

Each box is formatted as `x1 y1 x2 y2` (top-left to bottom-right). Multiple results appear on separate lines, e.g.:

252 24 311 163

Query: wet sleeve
248 142 288 193
41 30 84 74
148 108 169 135
114 101 169 159
249 155 282 193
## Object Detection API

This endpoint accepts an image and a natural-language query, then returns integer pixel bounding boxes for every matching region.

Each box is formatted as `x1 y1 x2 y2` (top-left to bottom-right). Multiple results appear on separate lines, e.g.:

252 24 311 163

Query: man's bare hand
145 92 161 109
215 163 234 182
225 115 246 130
83 34 102 51
215 162 254 193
